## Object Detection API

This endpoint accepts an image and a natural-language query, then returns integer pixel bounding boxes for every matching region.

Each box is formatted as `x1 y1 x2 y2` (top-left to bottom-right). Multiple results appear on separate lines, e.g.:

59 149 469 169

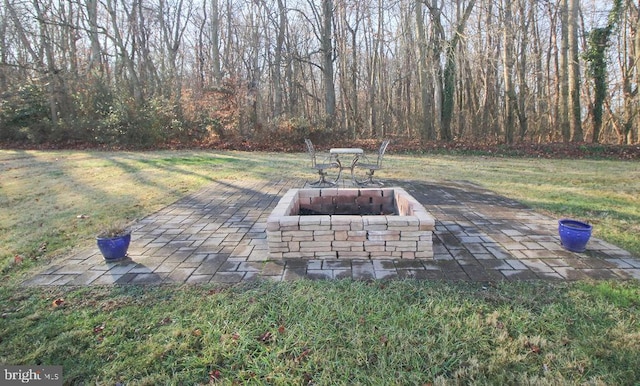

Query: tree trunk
273 0 287 118
415 1 434 140
211 0 222 85
322 0 336 126
532 4 548 141
516 0 531 140
33 0 62 126
568 0 582 141
633 3 640 143
559 0 570 142
429 0 475 142
481 1 500 139
376 0 387 138
0 1 9 92
427 0 444 140
502 0 516 144
548 4 560 141
86 0 103 73
105 0 143 104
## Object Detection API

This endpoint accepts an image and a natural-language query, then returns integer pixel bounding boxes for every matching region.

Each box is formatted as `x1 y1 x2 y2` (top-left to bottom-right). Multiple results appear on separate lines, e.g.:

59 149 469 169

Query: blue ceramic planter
96 233 131 261
558 219 592 253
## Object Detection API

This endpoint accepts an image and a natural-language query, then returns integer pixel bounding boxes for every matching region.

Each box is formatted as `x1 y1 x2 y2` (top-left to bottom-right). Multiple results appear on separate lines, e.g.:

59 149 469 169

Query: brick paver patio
23 178 640 286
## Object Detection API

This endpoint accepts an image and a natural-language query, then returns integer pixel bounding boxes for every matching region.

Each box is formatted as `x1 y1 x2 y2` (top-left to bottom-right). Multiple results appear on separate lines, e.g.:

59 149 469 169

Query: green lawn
0 150 639 384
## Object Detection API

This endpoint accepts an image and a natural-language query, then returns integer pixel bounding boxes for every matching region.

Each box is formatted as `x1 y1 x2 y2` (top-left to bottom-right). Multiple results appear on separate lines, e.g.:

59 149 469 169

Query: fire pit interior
267 187 434 259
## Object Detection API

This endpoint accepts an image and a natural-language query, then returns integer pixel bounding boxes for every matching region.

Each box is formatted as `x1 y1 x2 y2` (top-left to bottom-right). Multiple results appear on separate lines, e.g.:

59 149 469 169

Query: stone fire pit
266 187 435 259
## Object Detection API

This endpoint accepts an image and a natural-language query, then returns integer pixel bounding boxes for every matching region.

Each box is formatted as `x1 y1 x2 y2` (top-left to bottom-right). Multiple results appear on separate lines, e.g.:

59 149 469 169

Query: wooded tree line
1 0 638 146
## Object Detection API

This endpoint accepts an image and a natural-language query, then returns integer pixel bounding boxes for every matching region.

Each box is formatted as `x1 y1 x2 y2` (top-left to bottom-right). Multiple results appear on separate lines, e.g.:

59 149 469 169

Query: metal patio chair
355 139 390 186
305 138 338 186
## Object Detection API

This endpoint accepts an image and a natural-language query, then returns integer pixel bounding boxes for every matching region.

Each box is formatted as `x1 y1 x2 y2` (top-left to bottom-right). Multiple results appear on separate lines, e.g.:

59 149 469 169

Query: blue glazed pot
558 219 592 253
96 233 131 261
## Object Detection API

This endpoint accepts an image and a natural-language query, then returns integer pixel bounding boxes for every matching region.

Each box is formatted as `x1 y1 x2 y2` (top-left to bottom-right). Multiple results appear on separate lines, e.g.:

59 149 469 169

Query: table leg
349 155 360 184
333 155 343 183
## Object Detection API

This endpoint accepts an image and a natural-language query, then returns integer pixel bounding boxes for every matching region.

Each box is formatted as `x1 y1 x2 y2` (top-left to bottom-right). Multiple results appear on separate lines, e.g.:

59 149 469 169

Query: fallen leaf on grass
295 348 311 364
278 325 285 334
158 317 173 325
93 324 105 334
192 328 203 337
258 331 273 343
209 369 221 382
220 332 241 343
525 341 542 354
52 298 65 308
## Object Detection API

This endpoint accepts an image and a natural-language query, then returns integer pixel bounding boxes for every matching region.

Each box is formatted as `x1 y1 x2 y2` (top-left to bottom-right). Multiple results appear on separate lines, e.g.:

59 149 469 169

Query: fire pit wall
266 188 435 259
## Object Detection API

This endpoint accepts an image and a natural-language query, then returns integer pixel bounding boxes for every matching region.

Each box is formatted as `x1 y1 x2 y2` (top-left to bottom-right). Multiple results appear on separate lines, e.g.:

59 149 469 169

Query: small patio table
330 147 364 185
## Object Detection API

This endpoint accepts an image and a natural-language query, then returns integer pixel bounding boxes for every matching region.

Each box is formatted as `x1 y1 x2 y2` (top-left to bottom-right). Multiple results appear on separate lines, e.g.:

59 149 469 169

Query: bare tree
416 0 434 140
211 0 222 85
629 0 640 143
27 0 70 126
531 1 549 141
85 0 103 73
335 0 363 137
159 0 193 104
0 1 9 92
427 0 475 141
321 0 336 125
515 0 532 140
502 0 516 143
614 0 640 144
559 0 570 141
104 0 143 104
272 0 287 118
568 0 582 141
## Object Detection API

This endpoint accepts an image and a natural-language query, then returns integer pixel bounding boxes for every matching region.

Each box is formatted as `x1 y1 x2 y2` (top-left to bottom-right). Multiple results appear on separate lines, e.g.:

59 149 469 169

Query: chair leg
357 169 383 186
309 169 335 186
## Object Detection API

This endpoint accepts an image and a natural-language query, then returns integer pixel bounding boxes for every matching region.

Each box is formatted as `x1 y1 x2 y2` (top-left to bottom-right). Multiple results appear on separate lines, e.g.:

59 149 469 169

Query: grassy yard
0 150 639 384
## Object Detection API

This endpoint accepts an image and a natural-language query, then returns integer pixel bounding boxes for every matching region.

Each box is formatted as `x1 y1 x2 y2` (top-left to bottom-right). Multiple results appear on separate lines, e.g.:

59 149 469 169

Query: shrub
0 83 51 142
